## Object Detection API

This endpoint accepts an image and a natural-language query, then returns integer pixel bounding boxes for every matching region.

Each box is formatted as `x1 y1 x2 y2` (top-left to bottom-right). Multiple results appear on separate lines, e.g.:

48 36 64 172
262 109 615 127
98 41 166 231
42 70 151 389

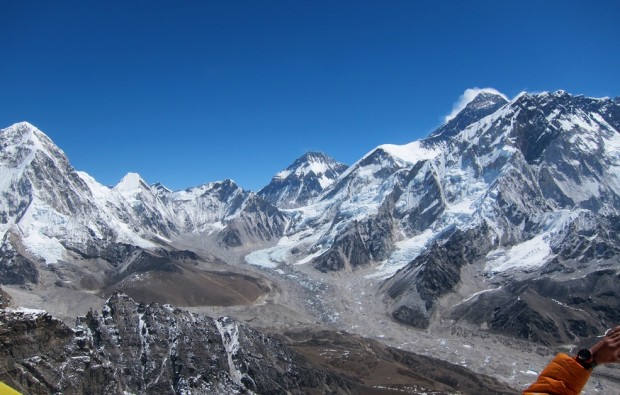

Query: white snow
378 140 441 165
604 130 620 154
276 160 330 179
461 286 502 303
367 229 435 279
115 172 148 196
244 237 293 269
484 211 575 274
245 229 324 268
317 174 333 189
214 317 252 390
22 230 66 264
485 234 553 274
6 307 47 315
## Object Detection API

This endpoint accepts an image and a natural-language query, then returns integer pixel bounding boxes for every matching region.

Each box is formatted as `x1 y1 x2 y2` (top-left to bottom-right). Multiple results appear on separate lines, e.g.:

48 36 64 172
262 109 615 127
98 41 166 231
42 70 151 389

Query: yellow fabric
0 382 21 395
522 353 591 395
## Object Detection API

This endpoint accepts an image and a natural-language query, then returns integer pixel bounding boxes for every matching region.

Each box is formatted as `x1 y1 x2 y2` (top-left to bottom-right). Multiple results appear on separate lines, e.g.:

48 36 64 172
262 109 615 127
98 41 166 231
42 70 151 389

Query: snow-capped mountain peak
274 152 337 181
151 182 172 195
114 172 150 195
444 88 509 123
426 89 509 144
1 122 68 169
258 151 348 208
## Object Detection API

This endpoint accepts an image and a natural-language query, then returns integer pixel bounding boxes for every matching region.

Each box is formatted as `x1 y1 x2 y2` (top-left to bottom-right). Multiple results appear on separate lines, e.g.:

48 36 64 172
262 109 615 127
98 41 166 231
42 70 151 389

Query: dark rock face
0 234 39 285
550 212 620 262
0 293 355 395
397 160 446 235
384 224 496 328
450 270 620 346
0 287 12 308
218 195 289 248
62 240 143 267
313 199 396 272
0 308 117 394
425 91 508 145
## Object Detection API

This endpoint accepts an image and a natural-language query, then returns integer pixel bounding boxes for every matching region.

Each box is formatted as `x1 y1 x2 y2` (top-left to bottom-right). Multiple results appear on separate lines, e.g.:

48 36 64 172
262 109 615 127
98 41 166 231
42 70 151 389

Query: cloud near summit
444 88 509 123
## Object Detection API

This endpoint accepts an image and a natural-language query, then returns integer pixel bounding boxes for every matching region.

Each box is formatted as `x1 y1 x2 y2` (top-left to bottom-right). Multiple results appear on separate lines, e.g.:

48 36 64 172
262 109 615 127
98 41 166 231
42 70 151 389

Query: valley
2 89 620 393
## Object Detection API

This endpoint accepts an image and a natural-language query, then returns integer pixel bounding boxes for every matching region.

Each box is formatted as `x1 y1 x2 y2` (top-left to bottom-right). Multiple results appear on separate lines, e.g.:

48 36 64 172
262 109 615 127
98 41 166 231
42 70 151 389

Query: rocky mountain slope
0 122 287 287
0 292 516 394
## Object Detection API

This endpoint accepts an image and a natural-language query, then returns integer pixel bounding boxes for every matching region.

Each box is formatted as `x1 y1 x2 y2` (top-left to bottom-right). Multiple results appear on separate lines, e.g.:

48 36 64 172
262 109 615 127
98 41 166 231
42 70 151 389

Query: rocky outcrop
0 293 520 394
0 234 39 285
451 270 620 346
313 198 397 272
0 287 12 308
218 195 289 248
384 223 496 328
0 293 354 395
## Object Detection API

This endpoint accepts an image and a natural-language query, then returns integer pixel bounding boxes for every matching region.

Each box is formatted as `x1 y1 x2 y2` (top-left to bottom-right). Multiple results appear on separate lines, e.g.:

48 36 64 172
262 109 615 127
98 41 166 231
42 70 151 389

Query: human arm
522 326 620 395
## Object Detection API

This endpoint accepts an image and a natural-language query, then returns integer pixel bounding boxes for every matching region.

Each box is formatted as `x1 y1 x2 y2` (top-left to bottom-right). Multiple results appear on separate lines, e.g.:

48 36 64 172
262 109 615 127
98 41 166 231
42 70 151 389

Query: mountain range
1 88 619 393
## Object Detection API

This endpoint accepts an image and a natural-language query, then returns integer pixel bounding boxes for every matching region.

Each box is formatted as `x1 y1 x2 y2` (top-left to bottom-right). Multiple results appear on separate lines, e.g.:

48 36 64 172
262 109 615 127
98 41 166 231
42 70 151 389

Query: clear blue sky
1 1 619 191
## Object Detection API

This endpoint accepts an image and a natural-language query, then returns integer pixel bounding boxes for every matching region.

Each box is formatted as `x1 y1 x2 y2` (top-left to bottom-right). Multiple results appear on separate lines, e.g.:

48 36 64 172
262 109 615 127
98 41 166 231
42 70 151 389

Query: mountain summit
426 89 509 144
258 151 348 208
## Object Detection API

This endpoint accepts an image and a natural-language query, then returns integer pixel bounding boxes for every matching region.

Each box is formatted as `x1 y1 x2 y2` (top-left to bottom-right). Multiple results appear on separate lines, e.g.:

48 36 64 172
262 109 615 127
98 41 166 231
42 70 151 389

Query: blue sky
1 1 619 191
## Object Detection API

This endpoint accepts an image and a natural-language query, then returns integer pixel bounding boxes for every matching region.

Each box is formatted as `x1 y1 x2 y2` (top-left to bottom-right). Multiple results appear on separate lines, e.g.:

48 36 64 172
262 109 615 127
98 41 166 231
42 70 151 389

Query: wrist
575 349 596 371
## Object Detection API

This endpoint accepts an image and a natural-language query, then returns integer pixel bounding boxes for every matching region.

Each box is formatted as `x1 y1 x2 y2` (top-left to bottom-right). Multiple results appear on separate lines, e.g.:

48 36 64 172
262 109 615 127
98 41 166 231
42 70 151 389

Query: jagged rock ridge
0 293 517 394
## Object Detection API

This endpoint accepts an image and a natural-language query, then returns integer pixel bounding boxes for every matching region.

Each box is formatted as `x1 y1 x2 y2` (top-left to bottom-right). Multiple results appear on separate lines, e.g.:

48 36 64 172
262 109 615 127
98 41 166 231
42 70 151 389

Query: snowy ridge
378 140 442 165
0 122 269 267
214 317 255 392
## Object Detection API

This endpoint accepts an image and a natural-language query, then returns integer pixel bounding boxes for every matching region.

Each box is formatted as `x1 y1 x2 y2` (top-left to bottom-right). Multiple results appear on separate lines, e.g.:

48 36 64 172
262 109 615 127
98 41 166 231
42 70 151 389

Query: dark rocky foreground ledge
0 292 517 394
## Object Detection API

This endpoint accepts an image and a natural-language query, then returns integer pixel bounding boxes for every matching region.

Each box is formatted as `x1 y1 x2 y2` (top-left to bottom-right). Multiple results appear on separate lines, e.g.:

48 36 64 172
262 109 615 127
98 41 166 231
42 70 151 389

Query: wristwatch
575 348 597 370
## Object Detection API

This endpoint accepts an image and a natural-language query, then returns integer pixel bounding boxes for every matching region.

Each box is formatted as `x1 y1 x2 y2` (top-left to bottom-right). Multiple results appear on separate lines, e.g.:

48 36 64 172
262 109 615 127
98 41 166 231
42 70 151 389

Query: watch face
578 348 592 362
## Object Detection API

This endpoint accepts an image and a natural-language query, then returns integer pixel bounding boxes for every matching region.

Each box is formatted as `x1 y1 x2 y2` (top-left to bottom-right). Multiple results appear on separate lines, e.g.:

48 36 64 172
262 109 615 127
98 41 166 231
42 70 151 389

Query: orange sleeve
522 353 591 395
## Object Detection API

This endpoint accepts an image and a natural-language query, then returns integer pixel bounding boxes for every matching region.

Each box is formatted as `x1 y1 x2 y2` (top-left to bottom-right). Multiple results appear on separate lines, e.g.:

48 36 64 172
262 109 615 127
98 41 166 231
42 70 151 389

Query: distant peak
115 172 148 193
2 121 41 138
218 178 238 187
300 151 328 160
294 152 335 167
275 151 345 180
7 121 37 130
444 88 509 122
151 182 172 193
209 179 241 192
